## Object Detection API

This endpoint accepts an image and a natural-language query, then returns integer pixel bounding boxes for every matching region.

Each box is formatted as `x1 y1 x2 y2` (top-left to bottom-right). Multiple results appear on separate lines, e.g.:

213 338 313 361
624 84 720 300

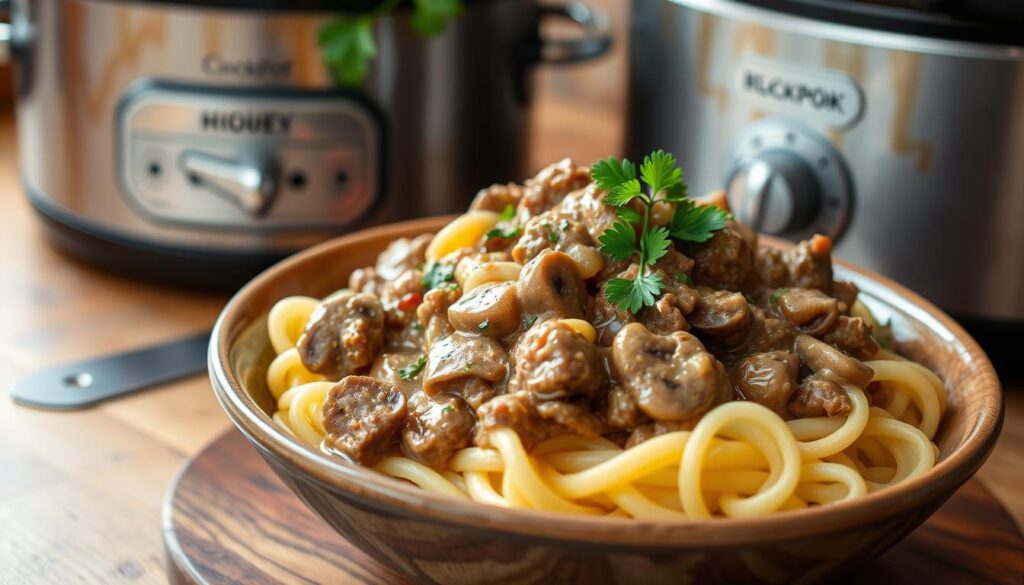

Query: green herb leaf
744 293 757 304
485 226 522 241
641 226 671 267
640 150 682 196
663 182 689 203
499 204 516 221
669 200 729 243
676 272 692 285
421 262 455 291
477 320 490 332
591 157 637 192
411 0 461 35
463 361 473 373
442 405 455 414
597 221 638 262
318 17 378 86
398 355 427 381
615 207 642 224
541 221 559 243
769 288 788 303
606 179 643 207
604 272 665 314
559 219 570 232
523 314 538 329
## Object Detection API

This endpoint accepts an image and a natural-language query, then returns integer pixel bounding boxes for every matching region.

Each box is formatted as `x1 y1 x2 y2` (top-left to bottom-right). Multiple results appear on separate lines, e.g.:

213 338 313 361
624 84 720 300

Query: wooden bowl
209 216 1003 585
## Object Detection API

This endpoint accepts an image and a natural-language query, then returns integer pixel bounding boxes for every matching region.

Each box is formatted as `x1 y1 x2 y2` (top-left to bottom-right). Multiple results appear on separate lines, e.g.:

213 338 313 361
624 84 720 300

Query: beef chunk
688 223 753 290
474 392 602 450
822 316 879 360
416 286 461 350
471 182 524 213
349 267 382 296
516 158 591 219
594 266 639 345
730 350 799 414
785 235 833 292
511 212 594 265
611 323 726 421
513 319 606 399
401 391 475 468
323 376 407 464
298 291 384 379
789 373 851 418
605 384 650 430
557 183 621 241
751 246 789 290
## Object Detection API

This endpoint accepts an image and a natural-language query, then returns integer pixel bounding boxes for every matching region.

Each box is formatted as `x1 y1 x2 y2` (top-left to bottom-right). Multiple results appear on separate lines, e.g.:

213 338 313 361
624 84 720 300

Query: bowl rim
209 216 1004 546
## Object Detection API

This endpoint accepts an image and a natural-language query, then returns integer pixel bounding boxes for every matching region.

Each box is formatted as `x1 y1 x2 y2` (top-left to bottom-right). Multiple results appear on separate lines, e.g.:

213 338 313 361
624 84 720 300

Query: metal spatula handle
11 331 210 410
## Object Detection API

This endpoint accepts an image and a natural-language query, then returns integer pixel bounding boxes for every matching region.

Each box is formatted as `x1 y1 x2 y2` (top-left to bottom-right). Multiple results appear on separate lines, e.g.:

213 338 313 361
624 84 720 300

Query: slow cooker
6 0 610 287
628 0 1024 338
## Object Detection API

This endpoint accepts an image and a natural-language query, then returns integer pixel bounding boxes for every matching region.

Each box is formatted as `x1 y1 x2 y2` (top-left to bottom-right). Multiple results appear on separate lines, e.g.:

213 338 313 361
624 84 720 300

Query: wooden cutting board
163 431 1024 585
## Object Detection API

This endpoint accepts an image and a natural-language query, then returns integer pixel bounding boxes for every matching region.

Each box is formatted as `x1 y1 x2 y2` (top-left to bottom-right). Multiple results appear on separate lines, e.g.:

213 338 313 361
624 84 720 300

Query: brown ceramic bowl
209 216 1003 585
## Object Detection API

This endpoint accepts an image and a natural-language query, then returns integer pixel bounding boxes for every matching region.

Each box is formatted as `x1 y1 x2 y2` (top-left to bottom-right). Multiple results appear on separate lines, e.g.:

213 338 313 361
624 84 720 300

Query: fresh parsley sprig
593 150 728 313
320 0 462 86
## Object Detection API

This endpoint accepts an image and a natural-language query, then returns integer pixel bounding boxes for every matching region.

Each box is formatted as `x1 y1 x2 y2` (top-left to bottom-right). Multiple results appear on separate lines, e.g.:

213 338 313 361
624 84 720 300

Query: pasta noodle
265 297 944 519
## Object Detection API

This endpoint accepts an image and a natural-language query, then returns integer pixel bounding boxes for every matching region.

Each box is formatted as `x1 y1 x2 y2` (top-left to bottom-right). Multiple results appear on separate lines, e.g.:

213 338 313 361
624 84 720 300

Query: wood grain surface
164 430 1024 585
0 2 1022 581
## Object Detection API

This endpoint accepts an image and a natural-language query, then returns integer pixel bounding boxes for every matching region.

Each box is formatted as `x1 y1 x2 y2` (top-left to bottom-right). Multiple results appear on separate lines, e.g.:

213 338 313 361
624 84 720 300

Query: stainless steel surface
725 117 852 239
12 331 209 410
15 0 611 260
628 0 1024 321
117 82 380 229
180 150 276 217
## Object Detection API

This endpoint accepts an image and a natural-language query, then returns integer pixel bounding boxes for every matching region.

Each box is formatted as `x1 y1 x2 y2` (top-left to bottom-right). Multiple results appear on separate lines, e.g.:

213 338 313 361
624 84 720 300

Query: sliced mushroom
795 334 874 389
730 350 799 414
297 291 384 379
611 323 724 421
423 333 509 396
447 281 522 339
513 319 606 399
775 288 839 336
516 249 589 319
323 376 407 465
689 288 751 338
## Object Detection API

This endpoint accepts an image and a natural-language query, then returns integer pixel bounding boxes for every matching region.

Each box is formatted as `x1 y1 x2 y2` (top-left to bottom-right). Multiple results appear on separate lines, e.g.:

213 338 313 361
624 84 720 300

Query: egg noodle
264 294 945 520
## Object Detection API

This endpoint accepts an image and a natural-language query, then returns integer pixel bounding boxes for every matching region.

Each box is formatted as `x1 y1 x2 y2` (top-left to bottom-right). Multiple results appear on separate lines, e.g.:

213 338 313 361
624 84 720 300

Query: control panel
724 118 853 241
117 82 381 230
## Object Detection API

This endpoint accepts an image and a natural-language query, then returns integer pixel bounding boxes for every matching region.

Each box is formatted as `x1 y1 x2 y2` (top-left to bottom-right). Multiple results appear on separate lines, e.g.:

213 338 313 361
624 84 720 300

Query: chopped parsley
559 219 570 232
398 355 427 381
421 262 455 291
442 405 455 414
541 221 559 243
769 288 788 304
485 225 522 241
523 314 538 328
676 272 692 285
593 150 729 314
499 203 516 221
319 0 461 86
878 318 894 350
477 319 490 332
463 361 473 372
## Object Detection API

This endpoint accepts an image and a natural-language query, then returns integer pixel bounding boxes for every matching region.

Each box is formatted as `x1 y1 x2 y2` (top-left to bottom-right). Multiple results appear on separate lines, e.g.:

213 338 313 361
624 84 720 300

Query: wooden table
0 67 1021 583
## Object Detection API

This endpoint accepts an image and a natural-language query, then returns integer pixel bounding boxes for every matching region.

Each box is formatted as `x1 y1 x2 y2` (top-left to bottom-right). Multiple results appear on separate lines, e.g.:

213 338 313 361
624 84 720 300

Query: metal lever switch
180 150 276 216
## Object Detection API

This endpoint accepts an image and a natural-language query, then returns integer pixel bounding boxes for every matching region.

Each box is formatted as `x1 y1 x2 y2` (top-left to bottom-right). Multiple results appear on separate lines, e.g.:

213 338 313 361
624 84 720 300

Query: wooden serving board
164 431 1024 585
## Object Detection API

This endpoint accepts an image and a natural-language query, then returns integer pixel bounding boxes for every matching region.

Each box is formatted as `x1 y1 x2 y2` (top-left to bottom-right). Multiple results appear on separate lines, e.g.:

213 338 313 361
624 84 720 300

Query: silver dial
725 118 854 241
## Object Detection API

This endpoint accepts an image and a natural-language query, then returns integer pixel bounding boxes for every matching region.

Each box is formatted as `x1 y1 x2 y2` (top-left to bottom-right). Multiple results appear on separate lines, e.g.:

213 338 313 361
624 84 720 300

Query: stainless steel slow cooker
628 0 1024 329
7 0 610 287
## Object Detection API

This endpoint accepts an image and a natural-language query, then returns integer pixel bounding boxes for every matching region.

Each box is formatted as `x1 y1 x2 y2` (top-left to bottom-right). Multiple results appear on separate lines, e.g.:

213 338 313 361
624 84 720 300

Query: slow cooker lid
734 0 1024 45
